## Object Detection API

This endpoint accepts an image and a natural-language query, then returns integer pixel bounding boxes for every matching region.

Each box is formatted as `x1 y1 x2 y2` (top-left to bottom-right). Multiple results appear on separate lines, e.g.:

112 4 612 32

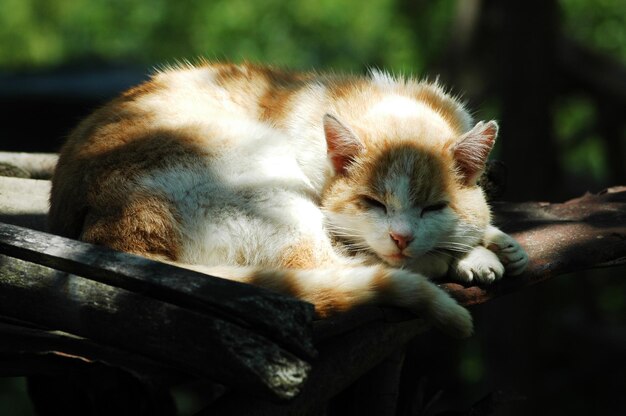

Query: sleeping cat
49 62 528 338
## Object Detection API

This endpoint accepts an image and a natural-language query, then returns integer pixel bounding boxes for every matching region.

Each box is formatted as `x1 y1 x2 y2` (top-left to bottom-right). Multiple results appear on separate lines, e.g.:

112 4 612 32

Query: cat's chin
380 250 436 269
380 252 411 267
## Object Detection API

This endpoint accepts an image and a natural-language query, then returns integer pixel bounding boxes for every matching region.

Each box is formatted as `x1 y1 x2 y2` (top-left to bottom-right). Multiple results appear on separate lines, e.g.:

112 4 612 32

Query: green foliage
554 96 609 181
0 0 442 73
1 0 621 75
561 0 626 64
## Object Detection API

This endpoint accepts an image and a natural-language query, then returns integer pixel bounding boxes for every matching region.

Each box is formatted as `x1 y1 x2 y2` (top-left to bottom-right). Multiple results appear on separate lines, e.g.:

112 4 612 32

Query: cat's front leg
483 225 528 276
448 226 528 284
449 245 505 284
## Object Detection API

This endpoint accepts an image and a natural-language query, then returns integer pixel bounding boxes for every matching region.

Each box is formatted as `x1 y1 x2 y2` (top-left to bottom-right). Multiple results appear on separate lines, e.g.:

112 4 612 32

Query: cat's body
49 62 528 338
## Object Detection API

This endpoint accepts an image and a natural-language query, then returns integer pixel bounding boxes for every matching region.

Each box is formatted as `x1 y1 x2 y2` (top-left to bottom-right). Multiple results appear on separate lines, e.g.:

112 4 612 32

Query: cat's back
48 63 319 240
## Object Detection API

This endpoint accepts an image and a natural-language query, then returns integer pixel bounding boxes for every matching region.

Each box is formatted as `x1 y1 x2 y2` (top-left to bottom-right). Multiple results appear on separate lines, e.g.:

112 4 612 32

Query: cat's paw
388 269 473 338
485 226 529 276
450 245 505 285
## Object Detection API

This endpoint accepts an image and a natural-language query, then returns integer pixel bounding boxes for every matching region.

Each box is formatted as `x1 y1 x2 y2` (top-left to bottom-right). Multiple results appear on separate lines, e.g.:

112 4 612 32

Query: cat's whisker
331 234 369 245
341 243 373 252
326 230 370 244
325 224 364 233
438 244 473 250
435 242 474 253
429 249 455 259
326 228 363 237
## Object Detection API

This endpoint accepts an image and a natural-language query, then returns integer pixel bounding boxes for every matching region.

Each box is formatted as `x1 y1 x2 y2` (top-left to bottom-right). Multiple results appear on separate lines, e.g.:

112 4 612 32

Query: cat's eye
361 195 387 213
421 202 448 217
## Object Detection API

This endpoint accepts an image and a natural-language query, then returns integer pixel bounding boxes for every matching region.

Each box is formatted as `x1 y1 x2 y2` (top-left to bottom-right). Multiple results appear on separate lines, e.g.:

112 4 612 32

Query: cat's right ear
453 120 498 186
324 114 365 175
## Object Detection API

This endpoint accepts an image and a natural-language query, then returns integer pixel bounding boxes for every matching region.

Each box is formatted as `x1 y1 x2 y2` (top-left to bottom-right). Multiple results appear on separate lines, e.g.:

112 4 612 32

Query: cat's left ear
453 120 498 185
324 114 365 175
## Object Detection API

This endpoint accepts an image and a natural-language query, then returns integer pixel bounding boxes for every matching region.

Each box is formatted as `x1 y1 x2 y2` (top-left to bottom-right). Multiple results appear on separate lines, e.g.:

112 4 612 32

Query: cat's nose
390 232 413 250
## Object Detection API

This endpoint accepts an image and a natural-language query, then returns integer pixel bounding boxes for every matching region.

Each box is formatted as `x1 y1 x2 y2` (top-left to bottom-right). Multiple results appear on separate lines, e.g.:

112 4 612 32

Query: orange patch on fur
358 144 454 206
49 88 208 252
413 88 466 135
328 78 367 101
371 266 391 291
310 288 352 318
81 193 181 260
250 269 304 299
258 87 296 127
258 66 312 126
279 238 335 269
122 78 164 101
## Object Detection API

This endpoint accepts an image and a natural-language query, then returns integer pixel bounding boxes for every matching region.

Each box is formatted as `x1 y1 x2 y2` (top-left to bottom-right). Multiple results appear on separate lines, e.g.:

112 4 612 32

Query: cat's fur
49 62 528 338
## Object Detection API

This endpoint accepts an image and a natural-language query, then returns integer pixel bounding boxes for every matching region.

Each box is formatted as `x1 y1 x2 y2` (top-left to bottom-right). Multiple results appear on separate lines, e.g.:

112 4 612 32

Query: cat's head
321 114 497 267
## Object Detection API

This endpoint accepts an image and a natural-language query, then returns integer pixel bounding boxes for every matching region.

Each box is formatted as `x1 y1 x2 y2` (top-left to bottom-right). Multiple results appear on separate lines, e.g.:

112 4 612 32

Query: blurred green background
1 0 624 71
0 0 624 415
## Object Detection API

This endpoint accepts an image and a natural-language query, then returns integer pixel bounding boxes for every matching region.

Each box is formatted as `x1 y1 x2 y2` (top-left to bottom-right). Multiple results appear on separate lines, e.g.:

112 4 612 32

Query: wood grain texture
0 176 49 231
443 186 626 305
206 308 428 416
0 221 316 361
0 151 58 179
0 254 311 400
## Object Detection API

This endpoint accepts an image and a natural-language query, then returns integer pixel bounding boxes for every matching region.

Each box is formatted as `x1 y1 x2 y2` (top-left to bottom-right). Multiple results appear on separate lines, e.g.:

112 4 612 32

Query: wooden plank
0 254 310 400
0 176 49 231
206 307 429 415
0 221 316 360
330 349 406 416
0 320 183 383
0 151 58 179
444 187 626 305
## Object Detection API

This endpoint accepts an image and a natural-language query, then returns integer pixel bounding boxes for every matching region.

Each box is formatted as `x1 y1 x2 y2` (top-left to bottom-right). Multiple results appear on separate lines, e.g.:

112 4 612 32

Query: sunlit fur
48 62 523 338
321 121 492 269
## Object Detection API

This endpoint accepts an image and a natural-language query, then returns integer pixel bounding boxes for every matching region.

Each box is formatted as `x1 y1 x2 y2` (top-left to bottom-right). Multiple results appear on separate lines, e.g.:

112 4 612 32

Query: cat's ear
453 120 498 185
323 114 365 175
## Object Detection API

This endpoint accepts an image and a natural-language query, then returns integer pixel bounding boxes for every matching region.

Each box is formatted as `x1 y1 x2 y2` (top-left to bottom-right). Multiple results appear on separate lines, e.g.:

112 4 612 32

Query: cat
49 62 528 338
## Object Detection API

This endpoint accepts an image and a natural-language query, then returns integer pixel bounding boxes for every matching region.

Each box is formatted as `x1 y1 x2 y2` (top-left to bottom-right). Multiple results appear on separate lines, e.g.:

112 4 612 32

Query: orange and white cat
49 62 528 338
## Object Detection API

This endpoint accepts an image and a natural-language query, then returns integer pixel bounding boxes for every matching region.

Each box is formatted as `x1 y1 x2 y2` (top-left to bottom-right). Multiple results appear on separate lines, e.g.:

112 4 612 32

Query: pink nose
389 232 413 250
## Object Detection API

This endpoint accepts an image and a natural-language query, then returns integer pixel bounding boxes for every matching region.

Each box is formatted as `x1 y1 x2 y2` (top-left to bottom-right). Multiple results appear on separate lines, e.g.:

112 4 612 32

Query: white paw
450 245 505 285
485 226 529 276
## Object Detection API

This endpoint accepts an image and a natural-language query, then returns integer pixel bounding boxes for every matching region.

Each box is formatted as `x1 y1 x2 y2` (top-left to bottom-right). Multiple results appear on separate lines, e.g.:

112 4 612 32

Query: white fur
451 245 505 284
368 95 431 119
138 126 329 267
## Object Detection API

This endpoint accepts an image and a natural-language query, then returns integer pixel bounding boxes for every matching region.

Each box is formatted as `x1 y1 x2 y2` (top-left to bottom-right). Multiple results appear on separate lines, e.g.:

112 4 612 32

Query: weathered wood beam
0 221 316 361
330 349 406 416
0 151 58 179
206 308 428 415
444 186 626 305
0 320 183 383
0 176 49 231
0 254 310 400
